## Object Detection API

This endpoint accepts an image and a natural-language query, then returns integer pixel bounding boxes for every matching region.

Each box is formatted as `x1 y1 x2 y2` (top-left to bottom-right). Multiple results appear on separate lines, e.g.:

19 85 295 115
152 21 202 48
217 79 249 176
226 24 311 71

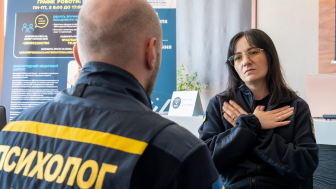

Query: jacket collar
238 82 291 111
238 82 252 96
74 62 152 109
238 82 256 111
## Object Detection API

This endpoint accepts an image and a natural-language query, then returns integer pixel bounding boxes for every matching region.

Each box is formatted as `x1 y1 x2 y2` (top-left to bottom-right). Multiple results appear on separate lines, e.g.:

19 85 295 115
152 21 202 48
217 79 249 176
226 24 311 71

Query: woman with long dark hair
199 29 318 189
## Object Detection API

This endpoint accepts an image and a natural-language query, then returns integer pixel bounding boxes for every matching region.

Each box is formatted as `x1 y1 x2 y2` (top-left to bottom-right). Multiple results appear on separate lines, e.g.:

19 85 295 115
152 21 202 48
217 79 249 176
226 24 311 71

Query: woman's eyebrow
235 47 256 54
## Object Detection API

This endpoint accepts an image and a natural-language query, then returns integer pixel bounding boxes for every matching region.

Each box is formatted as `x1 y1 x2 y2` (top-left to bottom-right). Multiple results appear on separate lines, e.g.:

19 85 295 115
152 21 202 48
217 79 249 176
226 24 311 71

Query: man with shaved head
0 0 222 188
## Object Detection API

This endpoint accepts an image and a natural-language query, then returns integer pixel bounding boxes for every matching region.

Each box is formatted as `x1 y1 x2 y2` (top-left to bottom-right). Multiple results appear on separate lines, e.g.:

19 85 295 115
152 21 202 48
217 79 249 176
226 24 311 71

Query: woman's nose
242 55 252 66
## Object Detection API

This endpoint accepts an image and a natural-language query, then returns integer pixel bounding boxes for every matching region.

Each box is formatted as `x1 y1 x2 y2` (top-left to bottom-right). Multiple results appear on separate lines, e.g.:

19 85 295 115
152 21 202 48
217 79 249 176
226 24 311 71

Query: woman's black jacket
199 84 319 189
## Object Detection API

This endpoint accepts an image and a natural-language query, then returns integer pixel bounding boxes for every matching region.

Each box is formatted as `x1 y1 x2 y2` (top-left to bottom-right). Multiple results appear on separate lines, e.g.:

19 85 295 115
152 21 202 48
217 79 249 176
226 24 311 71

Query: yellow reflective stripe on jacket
0 145 118 189
3 121 148 155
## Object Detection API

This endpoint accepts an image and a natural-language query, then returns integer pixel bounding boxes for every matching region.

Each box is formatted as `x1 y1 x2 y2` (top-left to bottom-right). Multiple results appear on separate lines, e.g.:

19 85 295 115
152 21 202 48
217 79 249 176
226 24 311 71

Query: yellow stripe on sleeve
3 121 148 155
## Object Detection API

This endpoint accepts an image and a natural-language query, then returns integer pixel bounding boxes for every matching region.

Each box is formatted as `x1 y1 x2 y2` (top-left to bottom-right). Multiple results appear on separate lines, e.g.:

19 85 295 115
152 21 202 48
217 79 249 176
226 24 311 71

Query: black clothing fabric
0 62 220 189
131 143 219 189
255 95 269 110
199 83 319 189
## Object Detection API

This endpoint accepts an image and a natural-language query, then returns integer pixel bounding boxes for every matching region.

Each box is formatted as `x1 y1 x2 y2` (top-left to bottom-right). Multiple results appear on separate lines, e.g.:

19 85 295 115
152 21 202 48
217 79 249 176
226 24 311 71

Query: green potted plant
177 65 208 92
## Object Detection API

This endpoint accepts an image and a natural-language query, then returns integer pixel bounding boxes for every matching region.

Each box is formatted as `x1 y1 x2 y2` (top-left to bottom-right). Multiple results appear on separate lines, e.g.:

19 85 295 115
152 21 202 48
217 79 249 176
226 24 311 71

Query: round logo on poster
172 97 181 109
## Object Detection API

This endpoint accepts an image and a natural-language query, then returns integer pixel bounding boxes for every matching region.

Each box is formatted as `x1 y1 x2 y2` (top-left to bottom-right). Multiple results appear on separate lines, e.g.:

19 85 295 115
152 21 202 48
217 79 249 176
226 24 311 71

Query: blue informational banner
148 0 176 113
1 0 82 122
1 0 176 121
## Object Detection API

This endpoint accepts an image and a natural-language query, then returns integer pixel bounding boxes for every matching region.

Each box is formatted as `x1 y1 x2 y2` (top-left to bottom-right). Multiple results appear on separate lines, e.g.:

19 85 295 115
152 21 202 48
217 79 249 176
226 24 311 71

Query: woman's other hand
222 100 248 127
253 106 294 129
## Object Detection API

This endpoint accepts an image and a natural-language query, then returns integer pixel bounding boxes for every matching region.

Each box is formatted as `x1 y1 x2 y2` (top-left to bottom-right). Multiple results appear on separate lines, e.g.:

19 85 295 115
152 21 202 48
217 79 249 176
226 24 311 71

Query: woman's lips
245 69 255 74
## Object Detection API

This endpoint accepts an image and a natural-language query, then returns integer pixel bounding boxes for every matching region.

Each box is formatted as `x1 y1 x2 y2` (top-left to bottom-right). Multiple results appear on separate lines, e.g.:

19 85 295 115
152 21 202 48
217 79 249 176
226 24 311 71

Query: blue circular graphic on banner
172 97 181 109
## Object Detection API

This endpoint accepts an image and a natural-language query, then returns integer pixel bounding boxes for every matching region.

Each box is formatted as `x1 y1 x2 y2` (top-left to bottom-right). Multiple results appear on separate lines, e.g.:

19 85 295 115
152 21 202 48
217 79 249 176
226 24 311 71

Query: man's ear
73 42 82 68
146 38 157 70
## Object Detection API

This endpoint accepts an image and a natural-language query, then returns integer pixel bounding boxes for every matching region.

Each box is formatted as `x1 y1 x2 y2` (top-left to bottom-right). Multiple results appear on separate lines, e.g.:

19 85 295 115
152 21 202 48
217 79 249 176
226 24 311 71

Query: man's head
74 0 163 96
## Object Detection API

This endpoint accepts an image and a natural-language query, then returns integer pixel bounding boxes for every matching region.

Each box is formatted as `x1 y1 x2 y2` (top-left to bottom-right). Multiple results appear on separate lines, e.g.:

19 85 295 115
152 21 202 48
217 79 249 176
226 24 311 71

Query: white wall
177 0 251 111
257 0 318 101
4 0 7 35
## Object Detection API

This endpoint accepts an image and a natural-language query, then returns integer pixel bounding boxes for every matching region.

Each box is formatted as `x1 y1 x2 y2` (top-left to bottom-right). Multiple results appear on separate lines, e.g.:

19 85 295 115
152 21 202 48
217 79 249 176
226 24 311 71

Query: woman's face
234 36 268 85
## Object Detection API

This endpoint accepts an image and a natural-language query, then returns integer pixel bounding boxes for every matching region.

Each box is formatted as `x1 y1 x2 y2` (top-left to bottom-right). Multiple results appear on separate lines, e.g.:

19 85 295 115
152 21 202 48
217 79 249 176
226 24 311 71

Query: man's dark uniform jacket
199 83 319 189
0 62 220 189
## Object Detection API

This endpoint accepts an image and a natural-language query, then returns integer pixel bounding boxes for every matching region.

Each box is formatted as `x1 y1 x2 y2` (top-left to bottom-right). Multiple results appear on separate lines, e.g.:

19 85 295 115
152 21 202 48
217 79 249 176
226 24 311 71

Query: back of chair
0 106 6 130
301 176 313 189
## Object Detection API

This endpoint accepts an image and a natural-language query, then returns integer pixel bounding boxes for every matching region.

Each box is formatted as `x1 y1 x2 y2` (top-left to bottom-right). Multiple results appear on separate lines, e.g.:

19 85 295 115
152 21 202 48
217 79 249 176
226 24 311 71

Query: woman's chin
243 77 258 83
243 77 266 84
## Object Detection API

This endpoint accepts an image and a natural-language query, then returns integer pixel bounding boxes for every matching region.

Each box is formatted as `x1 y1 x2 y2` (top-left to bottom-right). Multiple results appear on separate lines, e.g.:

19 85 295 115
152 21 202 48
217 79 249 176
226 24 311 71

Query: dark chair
313 144 336 188
301 176 313 189
0 106 6 130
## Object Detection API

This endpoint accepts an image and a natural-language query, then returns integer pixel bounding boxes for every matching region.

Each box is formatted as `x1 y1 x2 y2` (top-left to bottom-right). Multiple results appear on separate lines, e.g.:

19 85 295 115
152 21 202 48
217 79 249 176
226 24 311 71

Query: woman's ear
73 42 82 68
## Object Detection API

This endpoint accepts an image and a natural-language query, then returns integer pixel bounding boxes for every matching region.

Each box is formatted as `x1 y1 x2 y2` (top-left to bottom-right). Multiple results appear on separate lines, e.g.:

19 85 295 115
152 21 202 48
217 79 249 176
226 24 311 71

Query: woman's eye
235 56 241 61
250 51 258 55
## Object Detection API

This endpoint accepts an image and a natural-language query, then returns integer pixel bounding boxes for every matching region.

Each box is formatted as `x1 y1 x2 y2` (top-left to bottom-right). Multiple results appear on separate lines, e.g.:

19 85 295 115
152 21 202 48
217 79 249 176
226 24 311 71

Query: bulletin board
319 0 336 73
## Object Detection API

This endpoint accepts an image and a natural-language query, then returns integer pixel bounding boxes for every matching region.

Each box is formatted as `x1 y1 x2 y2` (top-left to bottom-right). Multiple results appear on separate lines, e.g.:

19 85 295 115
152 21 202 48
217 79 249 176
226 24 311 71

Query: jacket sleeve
198 97 262 172
253 102 319 184
166 145 222 189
